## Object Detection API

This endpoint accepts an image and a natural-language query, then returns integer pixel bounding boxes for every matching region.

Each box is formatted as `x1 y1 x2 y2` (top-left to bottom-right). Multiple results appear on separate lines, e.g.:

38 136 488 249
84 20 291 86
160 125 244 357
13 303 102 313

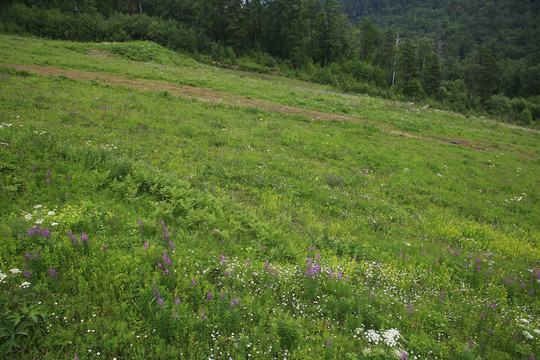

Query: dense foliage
0 35 539 359
0 0 538 125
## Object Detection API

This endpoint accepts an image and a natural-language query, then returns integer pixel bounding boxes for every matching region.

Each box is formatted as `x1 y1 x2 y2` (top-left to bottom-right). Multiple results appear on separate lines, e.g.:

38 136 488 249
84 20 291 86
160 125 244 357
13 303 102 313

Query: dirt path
0 63 519 155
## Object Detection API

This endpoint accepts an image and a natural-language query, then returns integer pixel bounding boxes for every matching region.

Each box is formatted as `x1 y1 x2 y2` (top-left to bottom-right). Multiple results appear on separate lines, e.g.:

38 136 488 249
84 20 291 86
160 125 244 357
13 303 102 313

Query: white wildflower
47 210 55 216
51 222 59 226
520 318 530 324
19 281 31 288
382 329 401 347
24 213 32 221
533 329 540 335
9 268 21 274
523 331 534 339
0 272 7 282
366 330 381 345
34 219 43 225
34 204 42 209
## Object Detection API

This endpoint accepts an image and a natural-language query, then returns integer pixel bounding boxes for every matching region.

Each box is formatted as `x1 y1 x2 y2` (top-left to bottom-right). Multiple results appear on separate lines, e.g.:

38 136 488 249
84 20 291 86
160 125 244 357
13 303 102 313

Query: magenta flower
24 270 31 278
81 233 88 242
50 269 57 279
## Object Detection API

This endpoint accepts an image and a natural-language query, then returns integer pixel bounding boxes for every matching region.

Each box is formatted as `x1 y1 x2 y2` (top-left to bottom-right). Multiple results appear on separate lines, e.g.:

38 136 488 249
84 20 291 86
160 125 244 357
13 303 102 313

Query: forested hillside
0 0 538 124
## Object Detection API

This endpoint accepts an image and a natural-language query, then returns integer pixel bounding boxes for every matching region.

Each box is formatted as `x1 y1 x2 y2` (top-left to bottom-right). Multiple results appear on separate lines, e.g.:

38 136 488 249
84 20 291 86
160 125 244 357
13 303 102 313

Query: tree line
0 0 538 125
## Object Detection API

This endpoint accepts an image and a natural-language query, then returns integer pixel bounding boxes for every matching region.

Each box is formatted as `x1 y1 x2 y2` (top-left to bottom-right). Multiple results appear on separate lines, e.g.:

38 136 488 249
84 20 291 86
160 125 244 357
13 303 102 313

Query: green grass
0 35 538 359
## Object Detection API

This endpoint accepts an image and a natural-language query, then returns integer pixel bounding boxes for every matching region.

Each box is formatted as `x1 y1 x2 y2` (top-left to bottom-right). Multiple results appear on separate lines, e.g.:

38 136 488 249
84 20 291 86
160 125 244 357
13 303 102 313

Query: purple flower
201 310 206 320
192 278 196 286
81 233 88 242
158 263 163 269
168 240 174 248
46 178 50 183
144 241 148 249
401 352 408 359
163 250 171 265
24 270 31 278
102 244 108 252
221 253 226 266
207 292 213 300
50 269 57 279
326 339 332 347
25 253 31 260
175 297 180 305
158 298 164 306
138 220 142 227
247 258 251 266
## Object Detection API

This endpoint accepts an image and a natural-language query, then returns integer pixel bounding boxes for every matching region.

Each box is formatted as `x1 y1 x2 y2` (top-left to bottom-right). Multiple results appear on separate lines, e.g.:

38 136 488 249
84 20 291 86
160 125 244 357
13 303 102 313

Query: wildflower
102 244 108 252
401 352 408 359
34 204 42 209
382 329 400 347
25 253 32 260
50 269 57 279
0 272 7 282
207 292 213 300
9 268 20 274
34 219 43 225
51 222 59 226
158 298 164 306
175 297 181 305
24 270 31 278
47 211 55 216
201 310 206 320
168 240 174 248
81 233 88 242
24 213 32 221
144 242 148 249
46 178 50 183
192 278 196 286
19 281 31 288
326 339 332 347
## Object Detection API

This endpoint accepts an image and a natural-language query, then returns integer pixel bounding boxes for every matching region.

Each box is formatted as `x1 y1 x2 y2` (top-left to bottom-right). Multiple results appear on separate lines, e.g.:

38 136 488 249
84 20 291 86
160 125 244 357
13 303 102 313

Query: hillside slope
0 35 538 359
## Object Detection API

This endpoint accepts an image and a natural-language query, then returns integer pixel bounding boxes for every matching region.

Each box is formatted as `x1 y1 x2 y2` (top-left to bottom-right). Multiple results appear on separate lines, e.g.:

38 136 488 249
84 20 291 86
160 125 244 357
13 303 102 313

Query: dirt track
0 63 521 155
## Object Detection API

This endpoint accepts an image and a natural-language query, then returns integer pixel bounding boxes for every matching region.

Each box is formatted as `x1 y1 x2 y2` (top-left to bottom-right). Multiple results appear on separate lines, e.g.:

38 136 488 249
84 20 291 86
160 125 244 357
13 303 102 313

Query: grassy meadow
0 34 539 359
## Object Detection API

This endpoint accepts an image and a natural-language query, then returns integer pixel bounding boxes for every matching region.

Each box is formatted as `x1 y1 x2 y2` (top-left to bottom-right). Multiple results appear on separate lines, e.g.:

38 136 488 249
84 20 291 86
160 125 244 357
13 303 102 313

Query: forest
0 0 538 125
